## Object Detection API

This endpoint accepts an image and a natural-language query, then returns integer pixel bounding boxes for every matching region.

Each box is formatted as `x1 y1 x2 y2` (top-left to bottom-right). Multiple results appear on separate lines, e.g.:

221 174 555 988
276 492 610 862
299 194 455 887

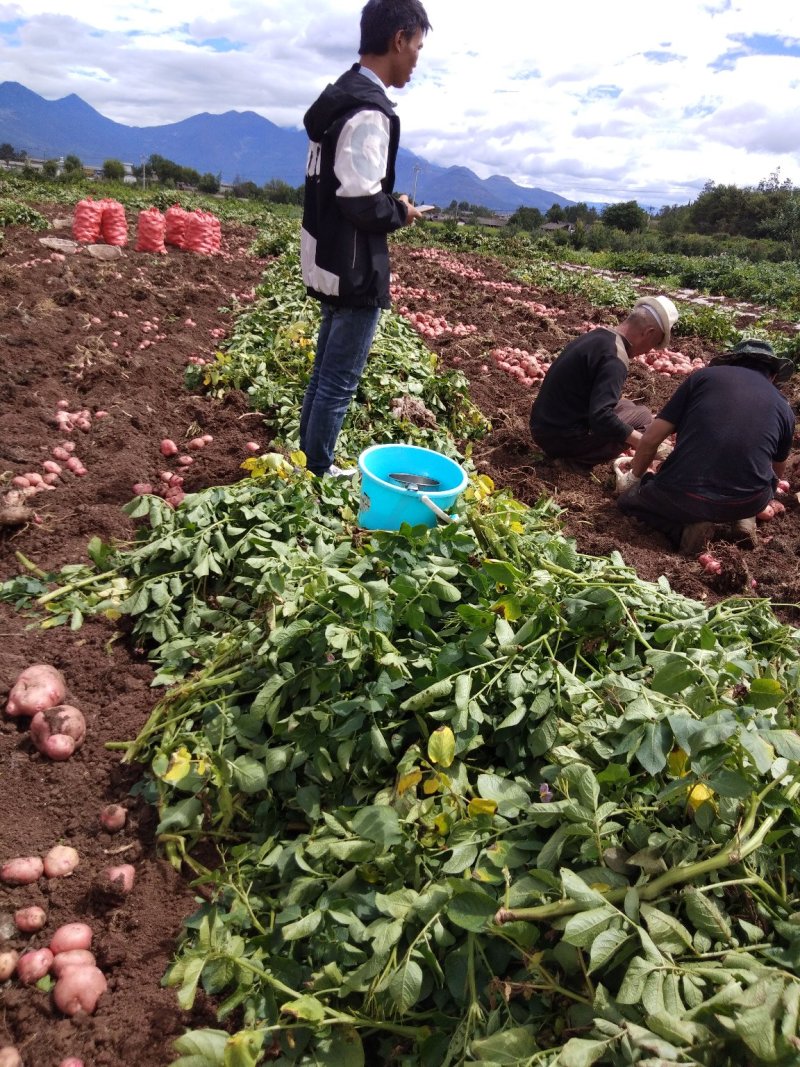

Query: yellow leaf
397 769 423 796
468 797 498 818
422 776 440 795
667 748 689 777
163 746 193 783
433 814 450 835
289 450 307 468
240 457 259 471
687 783 716 812
428 726 456 768
103 609 122 621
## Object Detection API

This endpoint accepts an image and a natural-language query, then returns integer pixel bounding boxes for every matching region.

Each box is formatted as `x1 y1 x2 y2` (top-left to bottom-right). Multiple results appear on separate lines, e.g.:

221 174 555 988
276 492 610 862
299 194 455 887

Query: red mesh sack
164 205 188 249
72 199 104 243
100 200 128 246
135 207 167 254
184 210 218 255
209 214 221 252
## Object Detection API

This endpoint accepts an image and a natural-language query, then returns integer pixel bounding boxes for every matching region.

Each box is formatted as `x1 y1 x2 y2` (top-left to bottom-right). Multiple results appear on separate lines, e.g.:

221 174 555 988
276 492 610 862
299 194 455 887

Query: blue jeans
299 303 382 474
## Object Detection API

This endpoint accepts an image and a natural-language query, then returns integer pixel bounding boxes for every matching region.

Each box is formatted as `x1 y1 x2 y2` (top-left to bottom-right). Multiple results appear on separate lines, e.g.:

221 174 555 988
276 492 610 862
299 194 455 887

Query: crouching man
529 295 679 471
616 339 795 555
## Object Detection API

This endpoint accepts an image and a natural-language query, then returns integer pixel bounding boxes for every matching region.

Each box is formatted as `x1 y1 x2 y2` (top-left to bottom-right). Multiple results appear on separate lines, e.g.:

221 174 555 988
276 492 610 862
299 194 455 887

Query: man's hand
613 458 641 495
398 194 423 226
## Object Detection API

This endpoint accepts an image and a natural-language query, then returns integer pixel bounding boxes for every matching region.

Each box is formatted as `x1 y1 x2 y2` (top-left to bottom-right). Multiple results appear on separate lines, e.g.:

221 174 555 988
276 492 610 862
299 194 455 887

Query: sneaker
679 521 715 555
731 516 757 547
326 463 357 479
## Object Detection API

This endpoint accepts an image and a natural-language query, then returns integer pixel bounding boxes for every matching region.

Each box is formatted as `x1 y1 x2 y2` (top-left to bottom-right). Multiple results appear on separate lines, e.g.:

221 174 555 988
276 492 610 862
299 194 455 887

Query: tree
507 206 543 231
62 154 84 176
602 200 648 233
197 172 221 194
545 204 565 222
102 158 125 181
263 178 301 205
0 143 15 161
42 159 59 180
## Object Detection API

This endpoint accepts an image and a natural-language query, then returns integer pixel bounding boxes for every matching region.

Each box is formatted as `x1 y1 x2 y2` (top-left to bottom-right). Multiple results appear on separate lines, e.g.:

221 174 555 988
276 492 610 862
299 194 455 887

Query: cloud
2 0 800 205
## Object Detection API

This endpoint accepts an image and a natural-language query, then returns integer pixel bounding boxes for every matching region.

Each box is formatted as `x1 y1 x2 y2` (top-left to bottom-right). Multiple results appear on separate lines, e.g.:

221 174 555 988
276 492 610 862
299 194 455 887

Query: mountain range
0 81 574 213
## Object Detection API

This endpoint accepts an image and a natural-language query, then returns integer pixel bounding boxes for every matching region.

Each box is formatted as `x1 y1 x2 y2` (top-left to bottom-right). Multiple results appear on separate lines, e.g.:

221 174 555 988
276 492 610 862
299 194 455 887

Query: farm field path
0 207 798 1065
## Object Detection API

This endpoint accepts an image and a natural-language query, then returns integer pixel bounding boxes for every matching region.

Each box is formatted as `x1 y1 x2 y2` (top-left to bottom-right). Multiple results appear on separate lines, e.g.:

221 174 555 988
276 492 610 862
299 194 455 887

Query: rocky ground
0 205 798 1065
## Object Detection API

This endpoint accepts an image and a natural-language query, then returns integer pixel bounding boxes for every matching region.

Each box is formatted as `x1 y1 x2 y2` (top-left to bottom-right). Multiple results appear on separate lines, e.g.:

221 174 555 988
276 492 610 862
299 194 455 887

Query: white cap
634 296 679 347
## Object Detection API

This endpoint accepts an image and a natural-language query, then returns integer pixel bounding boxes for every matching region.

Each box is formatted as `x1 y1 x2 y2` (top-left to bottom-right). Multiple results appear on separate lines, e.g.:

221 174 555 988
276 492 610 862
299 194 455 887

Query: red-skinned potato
43 845 80 878
1 855 44 885
101 863 136 895
30 704 86 760
14 906 47 933
99 804 127 832
50 922 93 955
51 950 96 977
6 663 66 718
0 949 19 981
59 1059 86 1067
0 1047 22 1067
53 965 107 1016
16 947 54 984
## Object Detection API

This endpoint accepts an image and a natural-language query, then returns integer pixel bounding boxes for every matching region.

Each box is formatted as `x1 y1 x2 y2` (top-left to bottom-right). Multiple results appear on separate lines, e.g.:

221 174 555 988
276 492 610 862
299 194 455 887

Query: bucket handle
420 494 457 524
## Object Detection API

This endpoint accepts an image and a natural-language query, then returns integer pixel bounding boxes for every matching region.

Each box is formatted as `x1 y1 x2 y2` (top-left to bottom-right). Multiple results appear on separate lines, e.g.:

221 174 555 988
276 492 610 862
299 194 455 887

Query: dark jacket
530 328 634 442
300 64 408 309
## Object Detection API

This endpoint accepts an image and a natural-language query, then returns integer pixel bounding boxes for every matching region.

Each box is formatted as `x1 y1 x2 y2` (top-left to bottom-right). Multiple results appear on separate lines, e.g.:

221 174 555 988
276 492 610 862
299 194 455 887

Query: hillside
0 80 573 212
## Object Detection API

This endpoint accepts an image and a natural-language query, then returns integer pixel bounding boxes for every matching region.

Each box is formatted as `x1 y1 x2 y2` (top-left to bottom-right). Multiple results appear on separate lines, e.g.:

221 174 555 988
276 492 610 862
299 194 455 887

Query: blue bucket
357 444 468 530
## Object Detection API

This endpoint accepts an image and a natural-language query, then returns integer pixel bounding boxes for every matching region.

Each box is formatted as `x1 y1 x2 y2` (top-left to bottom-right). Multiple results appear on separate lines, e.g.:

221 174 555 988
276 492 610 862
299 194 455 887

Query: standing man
616 340 795 554
299 0 430 476
529 296 679 471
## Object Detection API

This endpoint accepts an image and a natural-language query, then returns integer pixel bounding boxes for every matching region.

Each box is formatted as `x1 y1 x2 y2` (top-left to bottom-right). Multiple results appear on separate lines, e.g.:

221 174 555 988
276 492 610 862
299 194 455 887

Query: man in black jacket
616 340 795 554
529 296 679 470
299 0 430 476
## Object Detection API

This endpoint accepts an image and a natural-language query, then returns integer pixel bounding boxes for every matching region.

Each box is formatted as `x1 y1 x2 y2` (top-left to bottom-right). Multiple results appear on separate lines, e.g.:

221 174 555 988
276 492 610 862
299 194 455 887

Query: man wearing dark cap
616 339 795 554
529 295 679 470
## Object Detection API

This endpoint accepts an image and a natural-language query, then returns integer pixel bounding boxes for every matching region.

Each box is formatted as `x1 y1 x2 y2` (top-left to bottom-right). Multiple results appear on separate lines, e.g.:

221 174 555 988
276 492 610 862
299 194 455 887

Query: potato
30 705 86 760
102 864 136 895
1 856 44 885
5 663 66 718
59 1059 86 1067
51 950 96 977
99 804 127 832
0 949 19 981
50 922 93 955
14 906 47 933
43 845 80 878
0 1047 22 1067
16 947 54 984
53 965 107 1016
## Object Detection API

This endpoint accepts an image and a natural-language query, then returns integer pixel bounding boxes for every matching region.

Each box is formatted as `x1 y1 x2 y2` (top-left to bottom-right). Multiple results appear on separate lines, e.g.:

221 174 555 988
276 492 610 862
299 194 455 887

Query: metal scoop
388 472 442 492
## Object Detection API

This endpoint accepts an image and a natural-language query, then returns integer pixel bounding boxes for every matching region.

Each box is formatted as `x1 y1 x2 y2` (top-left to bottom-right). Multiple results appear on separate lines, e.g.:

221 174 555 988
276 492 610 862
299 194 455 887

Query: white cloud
1 0 799 204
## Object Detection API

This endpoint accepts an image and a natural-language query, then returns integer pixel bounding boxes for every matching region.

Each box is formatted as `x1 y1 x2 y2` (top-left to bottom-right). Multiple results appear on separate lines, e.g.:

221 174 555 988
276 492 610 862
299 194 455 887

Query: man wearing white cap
529 296 679 470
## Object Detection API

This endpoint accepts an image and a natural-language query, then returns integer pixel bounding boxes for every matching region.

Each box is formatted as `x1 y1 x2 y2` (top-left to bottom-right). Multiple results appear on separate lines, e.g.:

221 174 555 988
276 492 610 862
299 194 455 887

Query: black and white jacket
301 64 408 309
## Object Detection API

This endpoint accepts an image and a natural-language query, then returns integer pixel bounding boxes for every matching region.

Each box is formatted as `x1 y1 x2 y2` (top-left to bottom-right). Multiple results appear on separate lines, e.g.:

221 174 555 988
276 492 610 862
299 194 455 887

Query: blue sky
1 0 799 206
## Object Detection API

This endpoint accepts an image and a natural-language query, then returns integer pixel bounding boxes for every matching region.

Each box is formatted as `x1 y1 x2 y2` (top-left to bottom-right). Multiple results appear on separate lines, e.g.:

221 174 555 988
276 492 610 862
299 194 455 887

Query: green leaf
351 805 402 850
635 721 671 774
281 994 326 1023
562 907 617 949
640 904 694 954
617 956 656 1004
683 887 732 944
231 755 269 795
552 1037 610 1067
650 657 699 695
156 796 202 834
401 677 454 712
172 1028 230 1067
588 927 631 973
560 869 610 909
281 909 322 941
388 959 423 1013
469 1026 539 1063
446 887 497 932
223 1031 264 1067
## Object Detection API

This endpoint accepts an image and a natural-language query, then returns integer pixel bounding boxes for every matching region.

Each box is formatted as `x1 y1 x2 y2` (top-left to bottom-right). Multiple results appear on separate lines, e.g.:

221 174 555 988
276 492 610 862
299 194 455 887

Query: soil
0 206 798 1066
